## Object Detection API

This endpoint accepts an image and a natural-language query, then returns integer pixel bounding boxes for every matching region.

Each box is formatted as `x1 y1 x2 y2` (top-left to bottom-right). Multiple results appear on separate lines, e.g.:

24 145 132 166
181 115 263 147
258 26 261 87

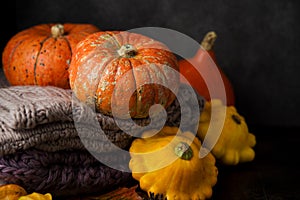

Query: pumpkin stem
51 24 64 38
201 31 217 51
174 142 193 160
118 44 137 58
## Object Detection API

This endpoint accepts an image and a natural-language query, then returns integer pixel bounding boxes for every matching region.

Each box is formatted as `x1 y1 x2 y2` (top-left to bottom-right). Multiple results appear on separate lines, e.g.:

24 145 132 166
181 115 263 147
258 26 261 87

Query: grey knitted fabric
0 85 74 129
0 71 204 197
0 87 134 155
0 83 204 156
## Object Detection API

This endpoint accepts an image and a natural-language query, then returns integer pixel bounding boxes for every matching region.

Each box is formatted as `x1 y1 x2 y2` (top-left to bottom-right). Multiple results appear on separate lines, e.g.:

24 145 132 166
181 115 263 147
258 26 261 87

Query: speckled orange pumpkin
69 31 179 118
2 23 100 89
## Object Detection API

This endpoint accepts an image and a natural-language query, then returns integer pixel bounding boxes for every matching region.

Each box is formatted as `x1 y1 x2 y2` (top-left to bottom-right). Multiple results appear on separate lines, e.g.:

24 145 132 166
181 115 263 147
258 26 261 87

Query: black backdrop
1 0 300 128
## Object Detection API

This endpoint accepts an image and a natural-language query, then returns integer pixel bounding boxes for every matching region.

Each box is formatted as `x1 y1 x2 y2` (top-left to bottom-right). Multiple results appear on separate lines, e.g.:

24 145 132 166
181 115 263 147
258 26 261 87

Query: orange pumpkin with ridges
69 31 179 118
2 23 100 89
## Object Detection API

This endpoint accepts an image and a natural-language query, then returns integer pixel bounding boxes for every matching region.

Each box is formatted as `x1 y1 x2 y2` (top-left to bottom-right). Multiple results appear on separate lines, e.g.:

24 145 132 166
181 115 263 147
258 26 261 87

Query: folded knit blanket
0 148 133 197
0 84 204 156
0 71 204 197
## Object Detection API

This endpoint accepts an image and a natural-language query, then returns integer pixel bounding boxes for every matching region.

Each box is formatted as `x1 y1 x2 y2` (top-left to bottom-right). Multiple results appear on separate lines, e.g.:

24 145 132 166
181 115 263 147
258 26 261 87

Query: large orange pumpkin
2 23 100 89
69 31 179 119
179 31 235 106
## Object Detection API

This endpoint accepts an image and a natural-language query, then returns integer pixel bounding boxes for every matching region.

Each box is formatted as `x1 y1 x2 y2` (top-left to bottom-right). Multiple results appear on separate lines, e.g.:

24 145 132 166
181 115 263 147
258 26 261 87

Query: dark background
1 1 300 199
1 0 300 128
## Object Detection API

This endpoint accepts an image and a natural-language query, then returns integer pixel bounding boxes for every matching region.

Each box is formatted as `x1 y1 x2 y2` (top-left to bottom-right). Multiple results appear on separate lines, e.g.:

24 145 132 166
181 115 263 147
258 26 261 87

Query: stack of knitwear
0 75 204 197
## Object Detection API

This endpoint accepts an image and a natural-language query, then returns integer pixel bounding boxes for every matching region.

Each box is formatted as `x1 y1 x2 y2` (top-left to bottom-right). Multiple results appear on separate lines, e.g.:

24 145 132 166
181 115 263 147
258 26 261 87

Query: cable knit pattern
0 71 204 197
0 148 132 197
0 86 79 129
0 84 204 156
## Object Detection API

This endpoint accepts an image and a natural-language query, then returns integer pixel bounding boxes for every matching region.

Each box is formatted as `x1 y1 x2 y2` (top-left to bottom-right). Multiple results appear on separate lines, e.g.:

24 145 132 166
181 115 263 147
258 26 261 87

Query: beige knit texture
0 71 204 156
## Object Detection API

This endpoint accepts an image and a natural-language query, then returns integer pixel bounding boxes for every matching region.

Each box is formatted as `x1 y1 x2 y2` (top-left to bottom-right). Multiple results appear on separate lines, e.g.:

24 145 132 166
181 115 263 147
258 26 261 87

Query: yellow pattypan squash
0 184 52 200
18 192 52 200
197 99 256 165
0 184 27 200
129 126 218 200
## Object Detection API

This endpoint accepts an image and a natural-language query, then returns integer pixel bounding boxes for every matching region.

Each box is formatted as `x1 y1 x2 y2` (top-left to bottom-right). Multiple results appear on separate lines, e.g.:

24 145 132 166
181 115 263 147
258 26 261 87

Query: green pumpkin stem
174 142 193 160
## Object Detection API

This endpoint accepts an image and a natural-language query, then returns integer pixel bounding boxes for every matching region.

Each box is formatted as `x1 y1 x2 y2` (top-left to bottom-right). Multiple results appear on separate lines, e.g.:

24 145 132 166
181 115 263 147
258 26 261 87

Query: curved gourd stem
201 31 217 51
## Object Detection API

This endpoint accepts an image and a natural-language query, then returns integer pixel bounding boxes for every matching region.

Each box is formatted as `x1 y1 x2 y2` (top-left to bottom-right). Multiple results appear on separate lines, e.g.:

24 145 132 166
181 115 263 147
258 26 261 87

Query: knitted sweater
0 71 204 197
0 148 133 197
0 84 204 156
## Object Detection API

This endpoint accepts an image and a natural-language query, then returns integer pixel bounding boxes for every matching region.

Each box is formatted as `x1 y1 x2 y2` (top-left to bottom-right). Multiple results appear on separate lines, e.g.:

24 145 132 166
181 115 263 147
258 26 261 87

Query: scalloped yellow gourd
197 99 256 165
0 184 52 200
129 126 218 200
18 192 52 200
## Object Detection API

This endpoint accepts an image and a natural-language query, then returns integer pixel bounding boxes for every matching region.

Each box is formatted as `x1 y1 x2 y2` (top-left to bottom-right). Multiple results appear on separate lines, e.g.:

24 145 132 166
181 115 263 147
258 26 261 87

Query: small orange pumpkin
179 31 235 106
0 184 27 200
69 31 179 118
2 23 100 89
